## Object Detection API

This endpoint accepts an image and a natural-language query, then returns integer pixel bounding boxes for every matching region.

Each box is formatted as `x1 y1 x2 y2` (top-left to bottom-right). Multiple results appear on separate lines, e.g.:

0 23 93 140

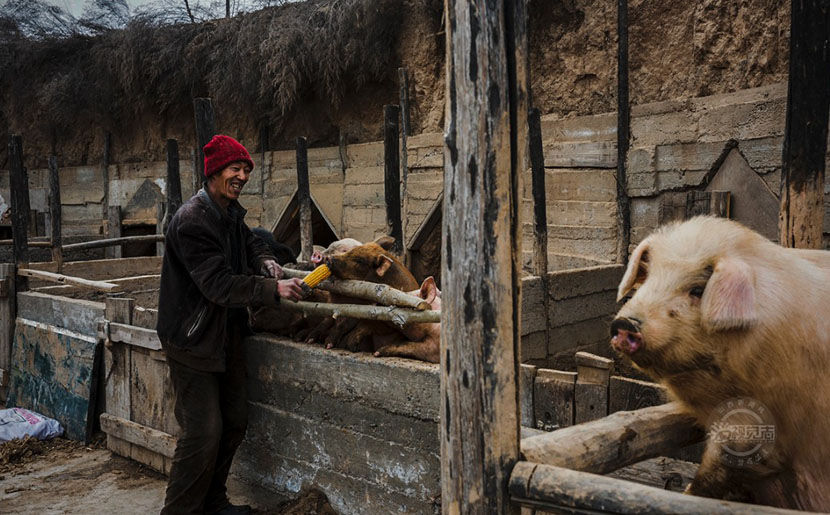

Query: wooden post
165 139 183 226
106 206 122 259
441 0 527 511
8 135 29 292
296 137 313 263
779 0 830 248
529 108 548 277
616 0 631 263
0 263 15 399
399 68 411 248
193 98 216 192
48 156 63 271
156 201 165 257
101 132 112 221
384 104 403 255
259 124 269 195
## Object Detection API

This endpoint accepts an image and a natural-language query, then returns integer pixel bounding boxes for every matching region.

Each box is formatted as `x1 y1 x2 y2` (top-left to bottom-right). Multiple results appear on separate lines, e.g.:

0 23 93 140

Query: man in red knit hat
157 135 304 514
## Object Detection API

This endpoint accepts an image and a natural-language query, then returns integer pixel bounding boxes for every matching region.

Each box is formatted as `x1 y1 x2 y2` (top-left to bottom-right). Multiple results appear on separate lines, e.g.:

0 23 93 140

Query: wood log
282 268 430 310
101 132 111 221
533 369 575 431
280 300 440 326
383 104 403 255
398 68 410 248
779 0 830 248
0 264 14 396
17 268 122 293
509 462 798 514
63 234 164 252
296 137 313 262
48 156 63 271
520 402 705 475
442 0 527 511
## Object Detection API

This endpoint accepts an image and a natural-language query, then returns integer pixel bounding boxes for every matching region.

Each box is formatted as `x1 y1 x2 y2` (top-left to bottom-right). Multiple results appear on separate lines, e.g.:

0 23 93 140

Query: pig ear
420 276 437 304
375 255 394 277
374 236 396 251
700 257 757 332
617 237 651 301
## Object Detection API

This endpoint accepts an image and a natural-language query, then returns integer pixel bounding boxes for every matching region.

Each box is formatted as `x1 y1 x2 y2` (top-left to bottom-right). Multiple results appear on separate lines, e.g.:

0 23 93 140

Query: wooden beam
17 268 122 293
193 97 216 191
441 0 527 511
105 205 122 259
509 461 798 514
48 156 64 272
99 413 176 458
399 69 411 251
108 322 162 351
106 296 134 325
101 132 111 222
616 0 631 263
165 139 183 224
520 402 704 475
296 136 313 263
528 108 548 277
779 0 830 248
8 135 30 292
384 104 403 255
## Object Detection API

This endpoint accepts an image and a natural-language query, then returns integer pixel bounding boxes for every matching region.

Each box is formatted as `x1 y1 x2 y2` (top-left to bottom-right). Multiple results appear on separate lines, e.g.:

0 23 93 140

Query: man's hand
277 278 304 302
261 259 284 279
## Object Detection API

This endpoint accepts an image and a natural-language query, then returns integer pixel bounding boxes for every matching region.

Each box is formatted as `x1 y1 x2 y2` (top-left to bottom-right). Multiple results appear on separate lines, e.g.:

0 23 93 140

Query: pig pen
4 257 691 513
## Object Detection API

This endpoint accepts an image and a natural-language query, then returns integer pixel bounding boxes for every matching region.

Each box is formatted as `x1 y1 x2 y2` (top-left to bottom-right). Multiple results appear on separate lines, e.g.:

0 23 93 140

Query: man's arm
171 218 278 308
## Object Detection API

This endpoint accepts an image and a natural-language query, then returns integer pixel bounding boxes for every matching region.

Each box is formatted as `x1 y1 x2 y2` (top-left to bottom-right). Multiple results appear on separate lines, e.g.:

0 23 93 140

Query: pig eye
689 286 704 298
619 293 634 304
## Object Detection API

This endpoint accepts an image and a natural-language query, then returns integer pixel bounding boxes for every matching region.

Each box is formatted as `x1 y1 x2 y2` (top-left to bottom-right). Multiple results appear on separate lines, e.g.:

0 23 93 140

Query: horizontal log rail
280 299 440 326
283 268 430 310
62 234 164 252
99 413 176 458
521 402 705 474
509 462 800 514
107 322 162 351
17 268 122 293
0 238 51 247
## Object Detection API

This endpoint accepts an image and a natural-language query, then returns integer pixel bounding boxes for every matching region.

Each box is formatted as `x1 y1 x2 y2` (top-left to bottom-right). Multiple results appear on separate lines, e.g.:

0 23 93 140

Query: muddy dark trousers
161 333 248 515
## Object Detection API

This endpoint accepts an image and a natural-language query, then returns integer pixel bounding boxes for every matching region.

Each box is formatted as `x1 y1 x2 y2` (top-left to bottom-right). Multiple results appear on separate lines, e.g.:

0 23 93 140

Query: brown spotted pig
372 276 441 363
611 216 830 510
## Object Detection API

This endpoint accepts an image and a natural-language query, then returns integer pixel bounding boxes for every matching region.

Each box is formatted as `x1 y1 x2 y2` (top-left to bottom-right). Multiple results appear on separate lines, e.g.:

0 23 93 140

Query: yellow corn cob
303 264 331 288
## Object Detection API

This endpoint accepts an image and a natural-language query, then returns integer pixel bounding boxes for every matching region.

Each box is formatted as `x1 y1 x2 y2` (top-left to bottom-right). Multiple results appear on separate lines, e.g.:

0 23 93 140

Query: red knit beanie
203 135 255 178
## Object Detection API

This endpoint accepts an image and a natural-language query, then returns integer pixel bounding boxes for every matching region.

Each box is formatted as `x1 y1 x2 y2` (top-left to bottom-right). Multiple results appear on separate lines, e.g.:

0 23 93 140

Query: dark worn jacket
156 189 278 371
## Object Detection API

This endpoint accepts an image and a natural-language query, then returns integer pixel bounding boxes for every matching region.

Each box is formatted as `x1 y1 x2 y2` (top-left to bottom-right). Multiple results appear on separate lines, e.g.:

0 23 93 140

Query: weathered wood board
6 318 100 441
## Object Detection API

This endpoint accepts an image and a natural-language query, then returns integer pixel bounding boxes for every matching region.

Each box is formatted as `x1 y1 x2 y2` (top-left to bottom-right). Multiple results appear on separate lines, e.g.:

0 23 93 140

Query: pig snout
610 317 644 355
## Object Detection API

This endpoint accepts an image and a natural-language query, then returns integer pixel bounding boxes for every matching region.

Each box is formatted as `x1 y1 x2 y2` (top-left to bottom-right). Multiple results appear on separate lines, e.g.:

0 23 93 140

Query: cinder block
547 265 623 301
545 169 617 202
344 166 384 185
654 141 730 173
548 315 615 356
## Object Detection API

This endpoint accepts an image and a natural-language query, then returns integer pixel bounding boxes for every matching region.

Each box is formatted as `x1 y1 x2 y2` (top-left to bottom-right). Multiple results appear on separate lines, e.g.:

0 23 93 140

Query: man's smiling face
208 161 251 208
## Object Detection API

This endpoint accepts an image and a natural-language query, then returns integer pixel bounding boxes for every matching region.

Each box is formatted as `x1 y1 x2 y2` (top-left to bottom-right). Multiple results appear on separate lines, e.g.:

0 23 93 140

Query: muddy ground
0 435 335 514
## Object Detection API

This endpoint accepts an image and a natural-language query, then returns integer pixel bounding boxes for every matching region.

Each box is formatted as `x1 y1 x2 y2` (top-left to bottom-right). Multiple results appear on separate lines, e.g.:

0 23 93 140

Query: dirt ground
0 436 335 514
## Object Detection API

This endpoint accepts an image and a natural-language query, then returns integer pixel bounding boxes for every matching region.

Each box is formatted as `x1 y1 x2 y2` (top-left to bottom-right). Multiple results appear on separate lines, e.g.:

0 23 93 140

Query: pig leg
686 436 784 503
302 316 336 344
324 318 359 349
374 341 440 364
339 323 375 353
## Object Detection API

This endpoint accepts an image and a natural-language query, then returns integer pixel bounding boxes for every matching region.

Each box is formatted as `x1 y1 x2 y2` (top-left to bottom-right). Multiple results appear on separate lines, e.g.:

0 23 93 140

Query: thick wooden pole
296 137 313 262
779 0 830 248
0 263 14 399
441 0 526 512
8 135 29 292
48 156 63 271
399 68 411 248
528 108 548 276
616 0 631 262
165 139 183 225
384 104 404 255
193 98 216 191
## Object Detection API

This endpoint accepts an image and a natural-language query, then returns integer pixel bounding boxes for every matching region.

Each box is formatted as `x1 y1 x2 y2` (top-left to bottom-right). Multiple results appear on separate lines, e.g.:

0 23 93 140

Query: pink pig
611 216 830 510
